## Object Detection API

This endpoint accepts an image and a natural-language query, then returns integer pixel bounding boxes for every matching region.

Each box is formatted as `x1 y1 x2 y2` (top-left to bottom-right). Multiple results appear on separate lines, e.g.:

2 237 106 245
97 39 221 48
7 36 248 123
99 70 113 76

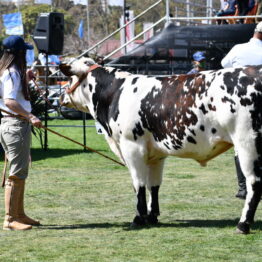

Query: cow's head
59 57 97 113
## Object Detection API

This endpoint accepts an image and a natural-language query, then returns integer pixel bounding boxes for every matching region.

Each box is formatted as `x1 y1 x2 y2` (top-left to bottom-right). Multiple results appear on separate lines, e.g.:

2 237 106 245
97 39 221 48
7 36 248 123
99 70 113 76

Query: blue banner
2 12 24 35
78 19 84 39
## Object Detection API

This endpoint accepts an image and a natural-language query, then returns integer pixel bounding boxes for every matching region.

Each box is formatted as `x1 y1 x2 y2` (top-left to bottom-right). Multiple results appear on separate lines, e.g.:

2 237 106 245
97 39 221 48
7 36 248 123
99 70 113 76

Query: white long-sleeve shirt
221 38 262 68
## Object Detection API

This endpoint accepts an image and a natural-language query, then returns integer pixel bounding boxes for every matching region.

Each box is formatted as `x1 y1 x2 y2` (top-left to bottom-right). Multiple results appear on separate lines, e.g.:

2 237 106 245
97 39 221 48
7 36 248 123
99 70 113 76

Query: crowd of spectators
216 0 261 24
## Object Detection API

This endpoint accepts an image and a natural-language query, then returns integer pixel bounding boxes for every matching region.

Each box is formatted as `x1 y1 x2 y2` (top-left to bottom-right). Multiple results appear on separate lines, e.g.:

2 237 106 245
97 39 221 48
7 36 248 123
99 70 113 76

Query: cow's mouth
59 93 66 106
59 93 77 110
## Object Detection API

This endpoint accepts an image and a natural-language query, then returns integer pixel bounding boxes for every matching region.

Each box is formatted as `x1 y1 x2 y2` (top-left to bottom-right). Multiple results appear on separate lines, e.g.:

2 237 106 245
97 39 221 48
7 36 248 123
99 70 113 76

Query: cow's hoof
236 222 250 234
147 214 159 225
130 216 147 228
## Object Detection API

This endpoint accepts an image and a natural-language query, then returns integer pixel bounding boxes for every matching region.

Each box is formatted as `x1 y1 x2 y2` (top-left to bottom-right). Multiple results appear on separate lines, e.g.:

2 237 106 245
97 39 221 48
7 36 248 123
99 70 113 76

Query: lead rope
30 76 125 167
0 108 125 174
41 125 125 167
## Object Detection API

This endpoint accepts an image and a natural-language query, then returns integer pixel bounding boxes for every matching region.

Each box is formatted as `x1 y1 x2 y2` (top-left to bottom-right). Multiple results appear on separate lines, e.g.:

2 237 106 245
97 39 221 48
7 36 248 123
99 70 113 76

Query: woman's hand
26 69 36 82
28 113 42 128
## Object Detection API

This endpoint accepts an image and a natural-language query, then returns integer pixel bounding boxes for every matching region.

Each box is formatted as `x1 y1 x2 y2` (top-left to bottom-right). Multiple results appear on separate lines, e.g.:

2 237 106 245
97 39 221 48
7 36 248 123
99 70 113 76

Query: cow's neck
91 68 125 136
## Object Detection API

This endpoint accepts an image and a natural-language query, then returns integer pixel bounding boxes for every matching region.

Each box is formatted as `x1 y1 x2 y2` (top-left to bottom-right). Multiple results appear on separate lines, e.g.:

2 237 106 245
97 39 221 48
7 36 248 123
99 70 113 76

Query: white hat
255 22 262 33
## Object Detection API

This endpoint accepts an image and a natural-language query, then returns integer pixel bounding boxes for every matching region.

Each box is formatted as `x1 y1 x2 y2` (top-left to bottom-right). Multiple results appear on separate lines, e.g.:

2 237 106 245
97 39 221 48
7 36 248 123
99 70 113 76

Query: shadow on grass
159 219 262 230
38 219 262 231
30 148 92 161
39 222 131 230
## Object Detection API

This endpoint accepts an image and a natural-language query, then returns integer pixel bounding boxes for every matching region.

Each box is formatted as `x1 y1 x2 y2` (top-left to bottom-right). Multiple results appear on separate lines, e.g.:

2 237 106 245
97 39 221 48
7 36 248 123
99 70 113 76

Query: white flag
73 0 88 5
108 0 123 7
143 23 154 41
35 0 52 4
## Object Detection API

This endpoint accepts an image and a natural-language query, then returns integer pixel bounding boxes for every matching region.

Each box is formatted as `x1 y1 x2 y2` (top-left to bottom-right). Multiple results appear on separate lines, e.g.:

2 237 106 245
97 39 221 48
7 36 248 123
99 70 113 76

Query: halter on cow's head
59 57 100 113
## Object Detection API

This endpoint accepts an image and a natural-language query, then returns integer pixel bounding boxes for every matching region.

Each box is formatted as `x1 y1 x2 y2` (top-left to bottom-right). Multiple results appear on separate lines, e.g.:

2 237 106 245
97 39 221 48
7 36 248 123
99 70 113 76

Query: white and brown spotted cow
59 57 262 234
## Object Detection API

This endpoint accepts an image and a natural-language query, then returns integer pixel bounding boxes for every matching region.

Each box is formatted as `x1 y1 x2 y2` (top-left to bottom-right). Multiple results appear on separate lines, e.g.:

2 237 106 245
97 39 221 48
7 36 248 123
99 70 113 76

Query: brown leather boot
17 179 40 226
3 179 32 231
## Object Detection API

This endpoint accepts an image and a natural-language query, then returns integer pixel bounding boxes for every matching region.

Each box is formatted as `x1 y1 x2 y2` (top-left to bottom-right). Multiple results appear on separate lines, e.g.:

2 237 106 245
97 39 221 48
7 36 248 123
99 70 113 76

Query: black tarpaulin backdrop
108 23 256 74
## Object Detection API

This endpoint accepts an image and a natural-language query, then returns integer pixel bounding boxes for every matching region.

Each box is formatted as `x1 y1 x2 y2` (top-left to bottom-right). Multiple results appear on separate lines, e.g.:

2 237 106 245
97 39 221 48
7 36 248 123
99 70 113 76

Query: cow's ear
59 64 73 76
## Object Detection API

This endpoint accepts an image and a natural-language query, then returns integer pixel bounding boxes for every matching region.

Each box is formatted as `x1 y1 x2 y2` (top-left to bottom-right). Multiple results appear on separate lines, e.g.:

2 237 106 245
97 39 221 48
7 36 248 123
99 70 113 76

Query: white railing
49 0 261 72
75 0 163 61
104 16 166 60
50 0 163 76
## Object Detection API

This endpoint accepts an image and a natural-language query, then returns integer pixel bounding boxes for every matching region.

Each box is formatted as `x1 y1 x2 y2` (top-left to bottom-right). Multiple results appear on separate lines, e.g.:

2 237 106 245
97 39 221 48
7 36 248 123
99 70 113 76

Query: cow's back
114 66 262 163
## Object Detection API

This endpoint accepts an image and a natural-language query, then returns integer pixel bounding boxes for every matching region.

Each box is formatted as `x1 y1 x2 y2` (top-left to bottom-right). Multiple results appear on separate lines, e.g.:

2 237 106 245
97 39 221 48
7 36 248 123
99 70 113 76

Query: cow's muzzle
59 93 67 106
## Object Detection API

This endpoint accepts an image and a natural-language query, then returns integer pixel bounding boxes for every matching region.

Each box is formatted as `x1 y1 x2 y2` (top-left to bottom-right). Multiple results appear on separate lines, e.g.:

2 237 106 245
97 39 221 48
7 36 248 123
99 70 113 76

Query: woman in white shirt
0 35 42 230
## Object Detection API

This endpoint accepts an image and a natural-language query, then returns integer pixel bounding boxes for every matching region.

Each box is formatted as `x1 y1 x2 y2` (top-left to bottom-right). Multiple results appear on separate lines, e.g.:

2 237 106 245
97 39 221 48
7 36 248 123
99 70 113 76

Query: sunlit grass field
0 119 262 262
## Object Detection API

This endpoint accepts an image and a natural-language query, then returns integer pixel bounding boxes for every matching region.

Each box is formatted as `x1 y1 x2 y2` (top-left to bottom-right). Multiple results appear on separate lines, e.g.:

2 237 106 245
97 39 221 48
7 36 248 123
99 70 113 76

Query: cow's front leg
147 159 165 224
147 186 160 224
119 138 150 227
236 152 262 234
132 186 148 226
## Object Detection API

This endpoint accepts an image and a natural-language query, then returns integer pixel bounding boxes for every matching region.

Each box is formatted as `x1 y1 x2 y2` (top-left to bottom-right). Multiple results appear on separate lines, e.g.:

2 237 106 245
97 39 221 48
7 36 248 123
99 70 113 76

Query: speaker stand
44 53 48 151
82 112 87 152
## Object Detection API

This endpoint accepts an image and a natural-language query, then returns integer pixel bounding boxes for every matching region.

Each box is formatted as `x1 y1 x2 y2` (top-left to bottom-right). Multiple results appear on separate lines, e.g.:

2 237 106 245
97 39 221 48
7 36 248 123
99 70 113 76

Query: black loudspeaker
33 12 64 55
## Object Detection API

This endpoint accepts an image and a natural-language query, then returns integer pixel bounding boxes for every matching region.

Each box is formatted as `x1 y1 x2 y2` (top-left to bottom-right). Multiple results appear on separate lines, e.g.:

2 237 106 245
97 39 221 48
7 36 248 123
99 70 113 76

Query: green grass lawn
0 119 262 262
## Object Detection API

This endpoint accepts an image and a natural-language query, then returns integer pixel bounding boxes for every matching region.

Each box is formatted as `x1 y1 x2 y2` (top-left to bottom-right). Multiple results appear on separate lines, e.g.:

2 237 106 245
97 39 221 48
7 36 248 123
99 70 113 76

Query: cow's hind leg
147 159 165 224
236 145 262 234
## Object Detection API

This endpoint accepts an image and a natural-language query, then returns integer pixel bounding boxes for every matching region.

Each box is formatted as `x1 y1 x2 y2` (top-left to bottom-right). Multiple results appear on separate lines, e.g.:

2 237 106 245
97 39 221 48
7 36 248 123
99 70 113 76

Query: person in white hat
221 22 262 200
221 22 262 68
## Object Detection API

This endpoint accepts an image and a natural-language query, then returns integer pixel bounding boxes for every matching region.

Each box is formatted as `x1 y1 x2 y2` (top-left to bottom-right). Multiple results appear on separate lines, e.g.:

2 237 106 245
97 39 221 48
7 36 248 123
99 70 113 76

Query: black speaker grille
33 12 64 55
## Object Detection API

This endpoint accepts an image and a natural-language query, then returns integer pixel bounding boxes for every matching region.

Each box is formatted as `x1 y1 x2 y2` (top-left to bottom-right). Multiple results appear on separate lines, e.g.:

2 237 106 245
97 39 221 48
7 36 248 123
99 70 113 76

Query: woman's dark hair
0 50 30 100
